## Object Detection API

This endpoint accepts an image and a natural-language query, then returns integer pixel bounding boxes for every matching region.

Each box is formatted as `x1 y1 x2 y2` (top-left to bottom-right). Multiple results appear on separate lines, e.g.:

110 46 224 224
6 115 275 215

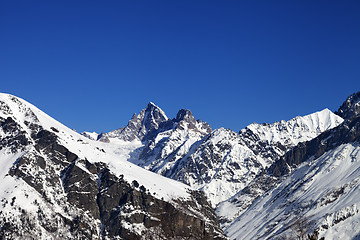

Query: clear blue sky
1 1 359 133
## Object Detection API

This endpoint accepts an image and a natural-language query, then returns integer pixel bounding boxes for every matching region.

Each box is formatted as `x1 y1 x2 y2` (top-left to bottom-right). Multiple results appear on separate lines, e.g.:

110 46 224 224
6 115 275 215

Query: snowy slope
165 109 344 206
245 108 343 148
226 142 360 240
3 91 359 239
0 93 225 239
0 93 191 201
220 93 360 239
81 131 99 141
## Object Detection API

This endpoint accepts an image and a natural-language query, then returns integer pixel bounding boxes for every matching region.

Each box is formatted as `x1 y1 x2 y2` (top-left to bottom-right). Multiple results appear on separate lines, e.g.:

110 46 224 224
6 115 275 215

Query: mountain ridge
0 93 226 239
220 91 360 239
81 101 343 207
2 91 360 239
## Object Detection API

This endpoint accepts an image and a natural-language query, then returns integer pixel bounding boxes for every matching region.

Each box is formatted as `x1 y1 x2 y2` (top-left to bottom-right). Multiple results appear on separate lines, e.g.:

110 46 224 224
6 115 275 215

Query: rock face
99 102 169 142
0 94 226 240
335 91 360 120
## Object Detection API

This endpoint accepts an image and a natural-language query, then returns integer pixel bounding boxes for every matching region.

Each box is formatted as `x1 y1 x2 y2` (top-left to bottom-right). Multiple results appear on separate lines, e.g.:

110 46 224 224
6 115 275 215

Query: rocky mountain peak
98 102 169 142
130 112 137 120
175 109 195 122
139 102 168 131
144 102 164 113
174 109 197 130
335 91 360 120
173 109 212 135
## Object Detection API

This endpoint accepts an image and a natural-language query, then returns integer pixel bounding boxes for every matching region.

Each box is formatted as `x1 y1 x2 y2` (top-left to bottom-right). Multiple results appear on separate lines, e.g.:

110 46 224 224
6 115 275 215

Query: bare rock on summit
335 91 360 120
99 102 169 142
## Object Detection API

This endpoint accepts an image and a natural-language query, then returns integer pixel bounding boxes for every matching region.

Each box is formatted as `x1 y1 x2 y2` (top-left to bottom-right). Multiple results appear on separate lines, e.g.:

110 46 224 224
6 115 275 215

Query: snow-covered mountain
226 143 360 240
0 93 225 239
90 103 342 208
3 90 360 240
168 108 343 206
131 109 212 175
220 92 360 239
97 102 169 143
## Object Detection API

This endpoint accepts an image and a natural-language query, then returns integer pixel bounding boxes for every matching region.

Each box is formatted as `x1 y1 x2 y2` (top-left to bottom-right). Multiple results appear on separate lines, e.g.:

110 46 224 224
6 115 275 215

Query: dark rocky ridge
175 109 198 130
61 158 225 239
0 117 30 153
335 91 360 120
269 115 360 177
2 127 226 239
0 97 226 240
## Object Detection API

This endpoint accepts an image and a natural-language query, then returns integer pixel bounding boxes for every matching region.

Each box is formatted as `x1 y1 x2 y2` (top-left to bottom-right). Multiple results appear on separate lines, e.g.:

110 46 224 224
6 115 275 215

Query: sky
1 1 359 133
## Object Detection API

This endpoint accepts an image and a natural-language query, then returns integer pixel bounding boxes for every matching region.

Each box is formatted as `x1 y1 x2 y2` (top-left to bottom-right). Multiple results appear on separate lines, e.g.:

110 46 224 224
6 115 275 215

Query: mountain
4 90 359 239
98 102 169 143
92 103 342 208
83 101 344 212
0 94 226 239
131 109 212 176
220 91 360 239
335 91 360 120
170 108 343 206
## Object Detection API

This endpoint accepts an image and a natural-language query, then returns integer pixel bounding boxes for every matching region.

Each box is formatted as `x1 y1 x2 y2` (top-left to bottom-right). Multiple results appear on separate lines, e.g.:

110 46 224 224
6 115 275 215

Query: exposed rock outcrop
0 94 226 240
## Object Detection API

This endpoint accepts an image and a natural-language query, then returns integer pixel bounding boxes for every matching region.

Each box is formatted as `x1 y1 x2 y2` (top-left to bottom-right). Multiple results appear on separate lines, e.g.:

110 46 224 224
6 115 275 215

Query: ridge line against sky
1 1 359 133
